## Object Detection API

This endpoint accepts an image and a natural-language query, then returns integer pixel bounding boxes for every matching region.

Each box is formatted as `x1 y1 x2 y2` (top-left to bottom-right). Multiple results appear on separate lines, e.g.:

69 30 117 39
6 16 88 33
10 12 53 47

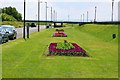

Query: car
1 25 17 40
46 25 49 29
30 23 36 27
0 27 9 44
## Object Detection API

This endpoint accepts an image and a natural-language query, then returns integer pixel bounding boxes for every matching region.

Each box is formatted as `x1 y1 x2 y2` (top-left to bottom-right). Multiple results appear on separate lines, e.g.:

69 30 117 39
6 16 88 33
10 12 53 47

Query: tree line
1 6 22 21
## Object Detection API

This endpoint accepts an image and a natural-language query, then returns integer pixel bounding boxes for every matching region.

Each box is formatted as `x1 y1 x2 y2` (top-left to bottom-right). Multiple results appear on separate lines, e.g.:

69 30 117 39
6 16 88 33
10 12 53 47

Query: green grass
0 21 23 28
64 23 79 27
2 24 118 78
0 21 49 28
79 24 118 43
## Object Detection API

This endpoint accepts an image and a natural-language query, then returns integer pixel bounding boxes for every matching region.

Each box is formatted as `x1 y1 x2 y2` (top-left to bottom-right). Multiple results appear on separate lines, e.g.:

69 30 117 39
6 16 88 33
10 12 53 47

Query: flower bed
48 41 88 56
52 32 67 37
52 29 67 37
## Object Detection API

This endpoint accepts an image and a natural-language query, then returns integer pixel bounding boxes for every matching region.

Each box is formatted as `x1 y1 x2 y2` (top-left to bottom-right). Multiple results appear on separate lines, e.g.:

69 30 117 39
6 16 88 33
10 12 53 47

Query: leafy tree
1 13 17 21
2 6 22 21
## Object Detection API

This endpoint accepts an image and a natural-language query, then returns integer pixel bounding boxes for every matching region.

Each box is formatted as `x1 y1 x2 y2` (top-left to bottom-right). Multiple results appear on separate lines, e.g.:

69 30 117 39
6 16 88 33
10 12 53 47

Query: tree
1 13 17 21
2 6 22 21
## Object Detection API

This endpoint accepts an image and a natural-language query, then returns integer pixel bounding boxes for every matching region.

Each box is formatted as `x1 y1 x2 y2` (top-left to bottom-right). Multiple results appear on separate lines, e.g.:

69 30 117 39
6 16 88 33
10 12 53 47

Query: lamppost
87 11 88 22
81 15 82 22
38 0 40 32
23 0 26 39
83 13 84 22
45 2 48 25
94 6 97 22
38 0 42 32
111 0 114 21
68 15 70 21
53 10 55 21
51 7 52 21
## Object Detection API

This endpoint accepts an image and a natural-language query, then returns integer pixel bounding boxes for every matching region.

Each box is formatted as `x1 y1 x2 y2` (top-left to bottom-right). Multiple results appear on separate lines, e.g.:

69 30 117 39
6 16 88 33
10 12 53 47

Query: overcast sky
0 0 120 21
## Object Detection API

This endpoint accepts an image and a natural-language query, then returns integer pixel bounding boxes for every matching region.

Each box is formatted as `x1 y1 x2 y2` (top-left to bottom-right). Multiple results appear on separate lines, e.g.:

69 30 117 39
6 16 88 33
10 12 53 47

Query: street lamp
23 0 26 39
47 6 53 22
53 10 55 21
111 0 114 21
36 14 37 20
45 2 48 25
83 13 84 22
51 7 53 21
81 15 82 22
87 11 88 22
38 0 40 32
94 6 97 22
68 15 70 21
38 0 42 32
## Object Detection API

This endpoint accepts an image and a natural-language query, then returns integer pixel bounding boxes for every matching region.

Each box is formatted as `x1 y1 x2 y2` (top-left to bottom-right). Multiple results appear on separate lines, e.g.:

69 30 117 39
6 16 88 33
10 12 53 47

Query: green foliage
2 6 22 21
1 13 17 21
56 41 74 50
0 21 23 28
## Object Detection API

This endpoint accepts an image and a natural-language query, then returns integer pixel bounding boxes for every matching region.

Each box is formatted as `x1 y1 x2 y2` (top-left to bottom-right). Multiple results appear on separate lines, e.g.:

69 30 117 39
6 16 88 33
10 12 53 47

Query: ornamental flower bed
48 40 88 56
53 29 67 37
52 32 67 37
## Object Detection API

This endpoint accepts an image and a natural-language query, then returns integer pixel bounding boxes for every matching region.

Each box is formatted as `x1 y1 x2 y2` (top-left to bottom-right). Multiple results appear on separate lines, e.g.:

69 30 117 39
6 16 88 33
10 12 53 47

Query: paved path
16 25 46 38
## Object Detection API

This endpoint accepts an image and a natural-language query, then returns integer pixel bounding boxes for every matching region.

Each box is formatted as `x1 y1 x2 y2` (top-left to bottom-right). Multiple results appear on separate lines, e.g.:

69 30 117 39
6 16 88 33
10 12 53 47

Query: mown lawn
2 24 118 78
0 21 52 28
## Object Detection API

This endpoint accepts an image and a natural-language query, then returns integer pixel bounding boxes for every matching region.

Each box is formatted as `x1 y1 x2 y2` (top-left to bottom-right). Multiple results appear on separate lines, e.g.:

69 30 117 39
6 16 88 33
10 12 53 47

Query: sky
0 0 120 22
